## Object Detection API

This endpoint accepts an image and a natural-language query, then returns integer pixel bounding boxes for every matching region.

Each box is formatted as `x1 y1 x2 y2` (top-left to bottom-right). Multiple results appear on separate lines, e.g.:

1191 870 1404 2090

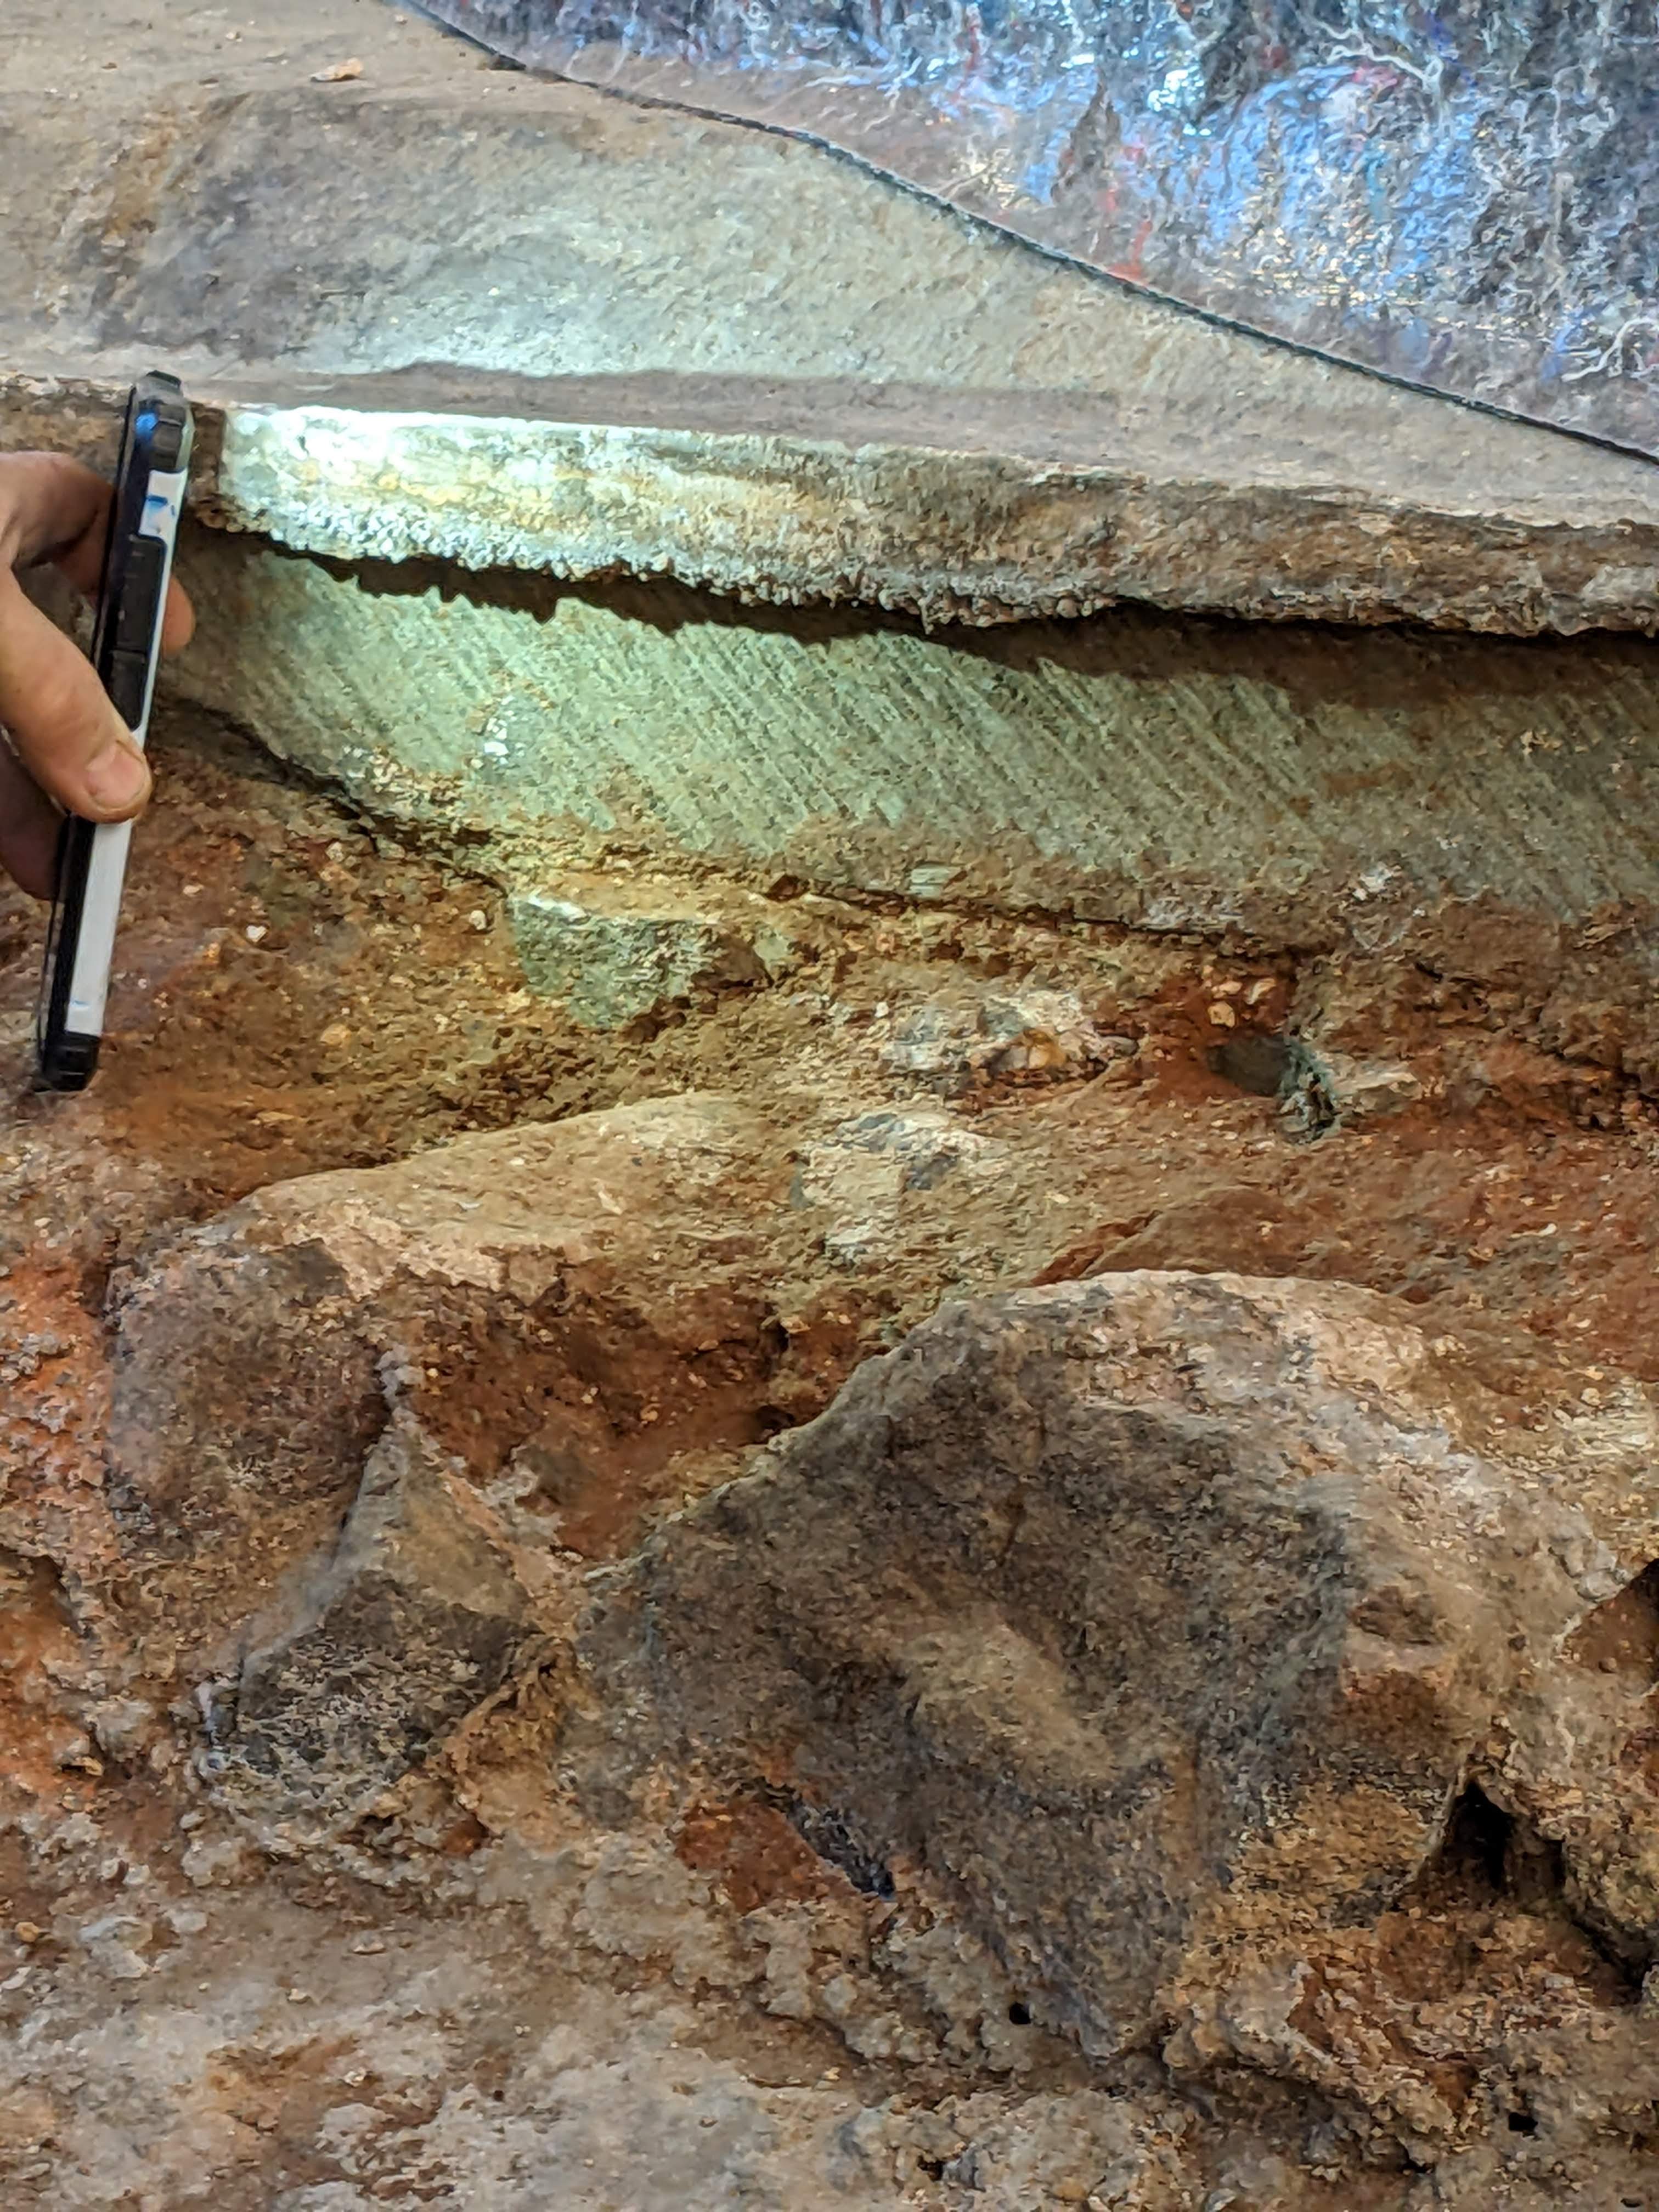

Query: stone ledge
8 366 1659 635
5 0 1659 635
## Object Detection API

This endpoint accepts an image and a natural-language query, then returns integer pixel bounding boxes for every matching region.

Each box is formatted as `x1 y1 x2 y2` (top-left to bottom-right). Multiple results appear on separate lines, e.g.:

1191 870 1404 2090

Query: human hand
0 451 194 899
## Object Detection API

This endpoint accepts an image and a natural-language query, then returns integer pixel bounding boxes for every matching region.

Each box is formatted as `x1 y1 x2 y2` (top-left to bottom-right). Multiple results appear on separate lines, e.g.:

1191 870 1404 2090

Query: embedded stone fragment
509 890 797 1026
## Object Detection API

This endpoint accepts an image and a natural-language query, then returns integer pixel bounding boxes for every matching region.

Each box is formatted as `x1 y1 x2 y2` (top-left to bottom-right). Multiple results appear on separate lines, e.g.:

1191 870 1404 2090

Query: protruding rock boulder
574 1271 1659 2150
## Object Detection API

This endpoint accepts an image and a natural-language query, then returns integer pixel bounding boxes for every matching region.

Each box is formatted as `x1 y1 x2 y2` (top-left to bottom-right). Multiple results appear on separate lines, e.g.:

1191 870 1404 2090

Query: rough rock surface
105 1093 810 1841
573 1272 1659 2156
9 0 1659 636
8 113 1659 2212
157 538 1659 1090
95 1030 1659 2194
2 692 1659 2202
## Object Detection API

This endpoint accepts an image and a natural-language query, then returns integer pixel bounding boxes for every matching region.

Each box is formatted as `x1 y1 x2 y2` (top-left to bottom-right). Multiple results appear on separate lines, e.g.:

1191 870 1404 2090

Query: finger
0 572 151 821
4 452 194 654
0 739 65 901
0 453 112 573
50 512 194 654
160 574 195 654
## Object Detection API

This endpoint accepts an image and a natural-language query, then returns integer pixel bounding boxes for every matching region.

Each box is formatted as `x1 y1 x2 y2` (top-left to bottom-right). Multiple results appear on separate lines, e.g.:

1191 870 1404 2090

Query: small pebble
15 1923 41 1946
245 924 268 944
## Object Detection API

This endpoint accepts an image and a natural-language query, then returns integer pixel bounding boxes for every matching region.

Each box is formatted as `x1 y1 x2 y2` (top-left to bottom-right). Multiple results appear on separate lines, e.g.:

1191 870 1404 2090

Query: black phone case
36 372 190 1093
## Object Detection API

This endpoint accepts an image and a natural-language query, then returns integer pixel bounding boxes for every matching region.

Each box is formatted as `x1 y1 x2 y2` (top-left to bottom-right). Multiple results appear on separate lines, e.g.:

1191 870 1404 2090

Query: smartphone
36 372 193 1093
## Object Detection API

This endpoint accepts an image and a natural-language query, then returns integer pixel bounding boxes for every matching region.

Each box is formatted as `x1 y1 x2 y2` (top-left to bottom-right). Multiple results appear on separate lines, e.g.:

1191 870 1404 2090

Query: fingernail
82 735 151 817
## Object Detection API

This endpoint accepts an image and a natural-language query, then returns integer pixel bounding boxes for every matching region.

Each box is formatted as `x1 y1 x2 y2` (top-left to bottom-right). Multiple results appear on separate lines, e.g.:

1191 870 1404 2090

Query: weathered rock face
104 1094 821 1843
108 1160 1659 2121
161 540 1659 1092
572 1272 1659 2151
